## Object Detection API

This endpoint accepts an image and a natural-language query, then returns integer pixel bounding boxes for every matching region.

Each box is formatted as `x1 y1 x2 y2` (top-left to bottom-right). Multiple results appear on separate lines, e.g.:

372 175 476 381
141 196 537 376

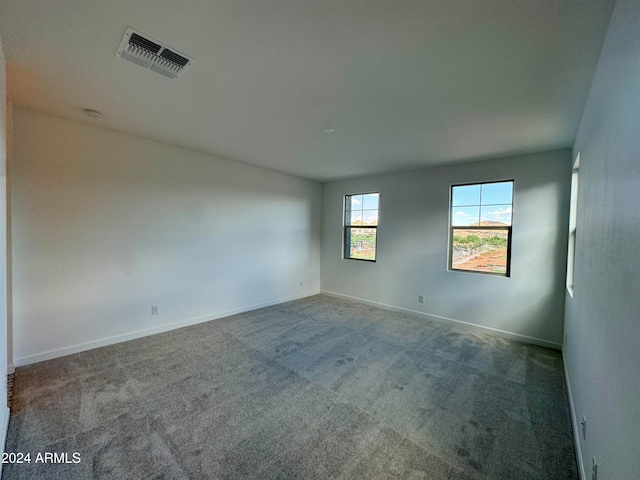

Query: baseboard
320 290 562 350
563 349 586 480
6 364 14 375
14 291 320 367
0 406 9 479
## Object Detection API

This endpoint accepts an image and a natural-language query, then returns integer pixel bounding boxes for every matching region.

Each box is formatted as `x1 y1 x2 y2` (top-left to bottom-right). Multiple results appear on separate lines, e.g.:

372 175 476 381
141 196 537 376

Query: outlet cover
151 306 159 315
418 295 425 303
582 415 587 440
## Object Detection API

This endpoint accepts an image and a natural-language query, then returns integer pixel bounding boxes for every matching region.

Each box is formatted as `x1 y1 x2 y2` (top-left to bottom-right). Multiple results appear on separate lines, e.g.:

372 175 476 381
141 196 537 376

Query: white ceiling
0 0 615 181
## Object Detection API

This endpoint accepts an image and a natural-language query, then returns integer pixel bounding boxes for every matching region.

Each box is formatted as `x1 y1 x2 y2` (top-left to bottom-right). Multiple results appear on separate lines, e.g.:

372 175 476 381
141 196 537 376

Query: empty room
0 0 638 479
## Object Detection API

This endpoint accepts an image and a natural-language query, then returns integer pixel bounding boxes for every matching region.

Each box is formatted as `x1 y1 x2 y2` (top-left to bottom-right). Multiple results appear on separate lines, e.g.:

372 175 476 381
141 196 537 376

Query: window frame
343 192 379 263
448 180 514 277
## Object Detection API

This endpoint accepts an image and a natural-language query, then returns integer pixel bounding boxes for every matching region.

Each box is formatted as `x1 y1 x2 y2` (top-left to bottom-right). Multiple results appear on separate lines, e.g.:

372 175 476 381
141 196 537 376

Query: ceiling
0 0 615 181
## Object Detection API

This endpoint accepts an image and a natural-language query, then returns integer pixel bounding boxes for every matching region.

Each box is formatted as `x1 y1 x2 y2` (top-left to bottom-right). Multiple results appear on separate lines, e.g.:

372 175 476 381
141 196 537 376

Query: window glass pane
480 182 513 205
362 209 378 226
452 184 480 206
347 195 363 211
451 228 509 274
348 227 376 261
362 193 379 210
480 204 512 226
569 170 579 231
349 211 363 225
451 206 480 226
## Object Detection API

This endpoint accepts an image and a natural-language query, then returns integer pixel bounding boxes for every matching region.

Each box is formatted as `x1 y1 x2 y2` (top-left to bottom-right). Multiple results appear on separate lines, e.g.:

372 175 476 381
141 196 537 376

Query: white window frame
449 180 514 277
343 192 379 262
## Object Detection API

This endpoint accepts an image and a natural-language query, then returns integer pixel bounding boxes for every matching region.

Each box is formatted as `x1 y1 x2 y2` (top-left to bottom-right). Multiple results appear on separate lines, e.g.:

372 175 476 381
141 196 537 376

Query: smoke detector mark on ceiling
116 28 192 80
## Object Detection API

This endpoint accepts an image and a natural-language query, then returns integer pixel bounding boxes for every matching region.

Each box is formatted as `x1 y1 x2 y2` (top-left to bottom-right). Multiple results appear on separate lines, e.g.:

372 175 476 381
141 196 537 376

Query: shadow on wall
331 159 570 345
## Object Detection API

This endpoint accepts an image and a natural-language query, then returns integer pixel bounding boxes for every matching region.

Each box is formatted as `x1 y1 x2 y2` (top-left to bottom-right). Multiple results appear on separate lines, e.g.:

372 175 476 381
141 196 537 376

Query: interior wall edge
321 290 562 350
563 348 586 480
5 100 12 375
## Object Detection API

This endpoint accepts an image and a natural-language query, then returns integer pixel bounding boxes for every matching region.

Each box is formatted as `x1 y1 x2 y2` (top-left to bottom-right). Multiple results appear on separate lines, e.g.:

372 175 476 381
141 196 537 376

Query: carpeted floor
4 295 577 479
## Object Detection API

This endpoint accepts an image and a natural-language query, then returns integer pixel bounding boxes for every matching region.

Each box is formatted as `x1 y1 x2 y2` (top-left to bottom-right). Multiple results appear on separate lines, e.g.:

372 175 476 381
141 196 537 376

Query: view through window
450 181 513 275
344 193 379 261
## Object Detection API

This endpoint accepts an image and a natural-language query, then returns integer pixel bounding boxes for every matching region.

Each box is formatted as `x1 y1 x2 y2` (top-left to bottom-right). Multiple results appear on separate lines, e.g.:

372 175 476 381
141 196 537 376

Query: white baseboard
14 291 319 367
320 290 562 350
0 405 9 479
563 350 586 480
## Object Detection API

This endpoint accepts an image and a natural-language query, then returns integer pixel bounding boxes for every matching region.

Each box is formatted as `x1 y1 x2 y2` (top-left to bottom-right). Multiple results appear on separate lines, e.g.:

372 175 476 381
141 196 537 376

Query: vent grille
129 33 161 53
159 49 189 67
116 28 192 80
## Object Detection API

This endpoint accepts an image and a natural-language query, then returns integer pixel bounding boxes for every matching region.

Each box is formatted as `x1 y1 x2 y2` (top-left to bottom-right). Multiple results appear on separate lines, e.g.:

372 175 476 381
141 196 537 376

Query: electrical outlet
300 280 304 287
582 415 587 440
591 455 597 480
418 295 425 303
151 305 159 316
565 334 568 345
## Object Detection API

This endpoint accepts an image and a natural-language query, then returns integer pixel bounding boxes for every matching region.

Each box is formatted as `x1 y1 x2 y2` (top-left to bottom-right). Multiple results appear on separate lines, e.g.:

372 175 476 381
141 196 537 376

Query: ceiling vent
116 28 192 80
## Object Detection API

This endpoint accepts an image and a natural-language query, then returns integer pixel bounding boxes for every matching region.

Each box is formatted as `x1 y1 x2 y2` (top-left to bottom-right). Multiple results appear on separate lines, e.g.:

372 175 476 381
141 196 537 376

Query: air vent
116 28 192 80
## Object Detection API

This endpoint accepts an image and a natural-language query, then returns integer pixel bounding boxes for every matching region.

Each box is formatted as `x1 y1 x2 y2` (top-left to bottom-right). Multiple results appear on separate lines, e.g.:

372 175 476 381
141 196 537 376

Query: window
344 192 379 261
566 153 580 296
449 181 513 276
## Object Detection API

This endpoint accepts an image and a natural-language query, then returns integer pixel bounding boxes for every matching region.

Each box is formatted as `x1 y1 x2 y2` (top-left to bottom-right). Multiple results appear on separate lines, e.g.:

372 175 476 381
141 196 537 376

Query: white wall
322 150 571 347
565 0 640 478
0 32 10 461
11 108 322 365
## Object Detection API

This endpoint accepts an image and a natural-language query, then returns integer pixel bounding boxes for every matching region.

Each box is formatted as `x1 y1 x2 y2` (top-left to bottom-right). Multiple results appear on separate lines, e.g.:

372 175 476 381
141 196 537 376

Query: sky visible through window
451 182 513 226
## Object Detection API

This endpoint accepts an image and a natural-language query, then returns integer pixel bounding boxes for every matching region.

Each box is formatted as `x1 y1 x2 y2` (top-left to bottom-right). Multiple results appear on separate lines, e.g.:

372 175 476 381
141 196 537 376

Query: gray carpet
4 294 577 479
